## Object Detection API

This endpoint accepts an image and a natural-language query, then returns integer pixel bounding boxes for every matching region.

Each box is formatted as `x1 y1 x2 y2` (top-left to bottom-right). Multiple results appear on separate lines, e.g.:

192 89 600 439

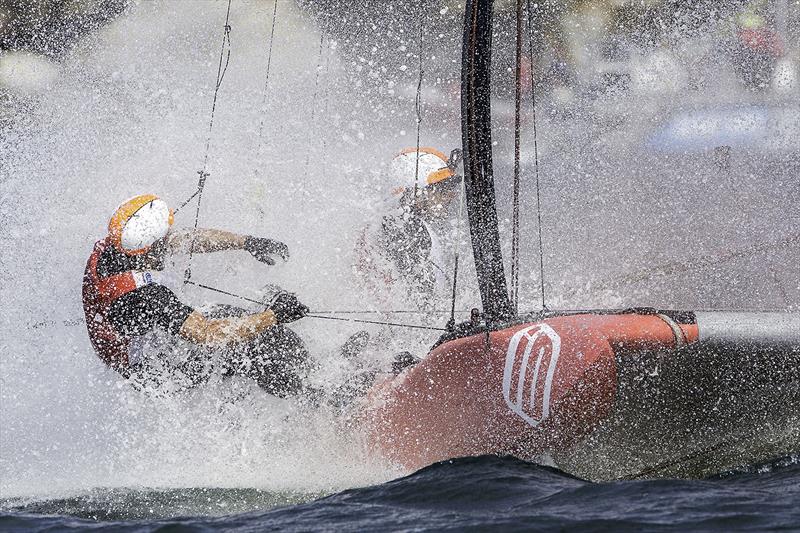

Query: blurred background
5 0 800 143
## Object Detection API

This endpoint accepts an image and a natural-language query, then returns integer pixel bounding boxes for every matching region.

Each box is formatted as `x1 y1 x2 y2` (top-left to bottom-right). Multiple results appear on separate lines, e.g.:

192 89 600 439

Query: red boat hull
364 313 698 471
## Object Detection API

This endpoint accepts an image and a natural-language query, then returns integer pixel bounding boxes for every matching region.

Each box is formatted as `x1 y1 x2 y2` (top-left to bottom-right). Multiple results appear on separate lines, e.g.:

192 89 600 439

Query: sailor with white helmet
82 194 312 396
354 147 463 312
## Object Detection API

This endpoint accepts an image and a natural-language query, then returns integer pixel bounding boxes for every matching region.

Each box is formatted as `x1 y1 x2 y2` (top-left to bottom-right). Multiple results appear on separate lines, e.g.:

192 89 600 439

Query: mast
461 0 513 322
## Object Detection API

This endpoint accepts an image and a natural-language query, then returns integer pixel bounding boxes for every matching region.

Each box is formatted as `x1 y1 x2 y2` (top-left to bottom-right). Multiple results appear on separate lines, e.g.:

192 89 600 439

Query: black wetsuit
95 241 194 336
378 212 437 303
97 244 312 397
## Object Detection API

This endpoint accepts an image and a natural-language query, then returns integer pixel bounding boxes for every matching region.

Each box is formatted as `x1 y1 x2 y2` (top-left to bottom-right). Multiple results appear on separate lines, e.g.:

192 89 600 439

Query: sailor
82 194 312 397
353 147 464 312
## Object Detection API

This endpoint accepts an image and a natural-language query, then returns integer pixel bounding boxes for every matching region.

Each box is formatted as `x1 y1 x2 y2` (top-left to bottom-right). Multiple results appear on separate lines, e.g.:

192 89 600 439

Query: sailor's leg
203 303 249 319
173 345 218 388
126 342 215 393
322 330 371 408
339 330 371 362
228 325 315 398
196 304 317 397
328 368 377 409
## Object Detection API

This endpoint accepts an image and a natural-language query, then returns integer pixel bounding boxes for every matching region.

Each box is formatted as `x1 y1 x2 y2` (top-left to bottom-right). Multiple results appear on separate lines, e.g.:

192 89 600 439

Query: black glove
244 236 289 265
269 292 309 324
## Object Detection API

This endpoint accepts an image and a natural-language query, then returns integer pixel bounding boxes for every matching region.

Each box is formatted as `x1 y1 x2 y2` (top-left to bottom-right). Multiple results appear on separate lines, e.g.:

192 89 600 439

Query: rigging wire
525 0 547 311
183 280 445 331
510 0 524 314
175 3 234 215
255 0 280 145
181 0 234 285
306 314 447 331
412 0 426 200
302 32 326 177
316 309 468 315
250 0 280 219
448 165 467 329
318 35 334 179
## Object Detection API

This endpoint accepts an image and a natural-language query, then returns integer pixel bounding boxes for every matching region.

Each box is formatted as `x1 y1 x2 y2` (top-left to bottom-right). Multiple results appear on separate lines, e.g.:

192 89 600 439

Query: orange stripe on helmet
107 194 174 254
426 167 455 186
397 146 450 162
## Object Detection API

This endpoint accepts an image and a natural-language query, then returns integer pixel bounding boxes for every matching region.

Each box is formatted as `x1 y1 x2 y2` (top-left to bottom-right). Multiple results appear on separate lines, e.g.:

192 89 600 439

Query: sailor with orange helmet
82 194 311 396
353 147 463 311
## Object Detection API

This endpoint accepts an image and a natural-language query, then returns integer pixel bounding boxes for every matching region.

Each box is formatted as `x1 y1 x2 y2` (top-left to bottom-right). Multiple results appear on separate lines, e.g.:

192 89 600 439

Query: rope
185 279 262 305
525 0 547 311
319 36 333 179
184 280 445 331
250 0 280 219
307 314 446 331
302 32 326 177
182 0 234 284
412 0 426 199
316 309 468 315
510 0 524 314
448 166 467 329
255 0 280 145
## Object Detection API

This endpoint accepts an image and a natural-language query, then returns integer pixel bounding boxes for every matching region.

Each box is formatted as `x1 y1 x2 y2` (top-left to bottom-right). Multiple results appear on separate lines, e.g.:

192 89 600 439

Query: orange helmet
390 147 456 197
108 194 174 255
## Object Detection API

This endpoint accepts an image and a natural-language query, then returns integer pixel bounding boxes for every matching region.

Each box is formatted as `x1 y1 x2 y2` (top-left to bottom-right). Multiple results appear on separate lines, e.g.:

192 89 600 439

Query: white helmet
390 147 457 197
108 194 174 255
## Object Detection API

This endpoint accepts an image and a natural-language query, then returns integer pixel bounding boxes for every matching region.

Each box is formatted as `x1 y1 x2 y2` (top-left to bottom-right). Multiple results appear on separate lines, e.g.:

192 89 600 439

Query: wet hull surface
560 342 800 480
365 312 800 481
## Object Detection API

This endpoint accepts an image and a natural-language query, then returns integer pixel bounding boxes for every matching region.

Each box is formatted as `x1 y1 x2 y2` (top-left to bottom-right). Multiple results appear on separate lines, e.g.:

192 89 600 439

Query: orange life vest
82 237 141 372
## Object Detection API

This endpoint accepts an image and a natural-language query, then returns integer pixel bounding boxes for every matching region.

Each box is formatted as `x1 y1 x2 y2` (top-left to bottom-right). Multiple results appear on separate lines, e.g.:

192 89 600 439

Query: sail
460 0 513 322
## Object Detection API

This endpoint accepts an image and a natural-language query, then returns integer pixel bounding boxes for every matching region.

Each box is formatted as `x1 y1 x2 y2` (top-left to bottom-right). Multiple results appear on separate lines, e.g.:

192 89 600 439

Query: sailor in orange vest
82 194 311 396
353 147 464 312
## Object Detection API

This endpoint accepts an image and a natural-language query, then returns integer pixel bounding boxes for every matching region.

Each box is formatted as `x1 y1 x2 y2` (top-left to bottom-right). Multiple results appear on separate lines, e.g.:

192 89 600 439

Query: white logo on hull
502 324 562 427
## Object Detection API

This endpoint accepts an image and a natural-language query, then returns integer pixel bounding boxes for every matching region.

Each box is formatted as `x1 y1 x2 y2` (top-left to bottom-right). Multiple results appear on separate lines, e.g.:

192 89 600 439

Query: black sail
461 0 513 322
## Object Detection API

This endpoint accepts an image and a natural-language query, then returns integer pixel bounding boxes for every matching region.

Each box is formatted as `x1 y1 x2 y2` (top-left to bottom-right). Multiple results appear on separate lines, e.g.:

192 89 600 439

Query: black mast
461 0 513 322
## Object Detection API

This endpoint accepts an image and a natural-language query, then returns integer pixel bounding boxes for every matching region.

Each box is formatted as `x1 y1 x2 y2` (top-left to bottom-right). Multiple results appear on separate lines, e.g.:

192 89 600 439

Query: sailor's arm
108 285 308 347
179 292 308 346
166 228 246 253
167 229 289 264
179 310 278 345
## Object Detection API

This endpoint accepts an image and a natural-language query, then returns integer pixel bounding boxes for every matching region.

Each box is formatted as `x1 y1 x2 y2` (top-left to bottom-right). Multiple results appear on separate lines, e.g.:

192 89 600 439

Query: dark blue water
3 455 800 532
